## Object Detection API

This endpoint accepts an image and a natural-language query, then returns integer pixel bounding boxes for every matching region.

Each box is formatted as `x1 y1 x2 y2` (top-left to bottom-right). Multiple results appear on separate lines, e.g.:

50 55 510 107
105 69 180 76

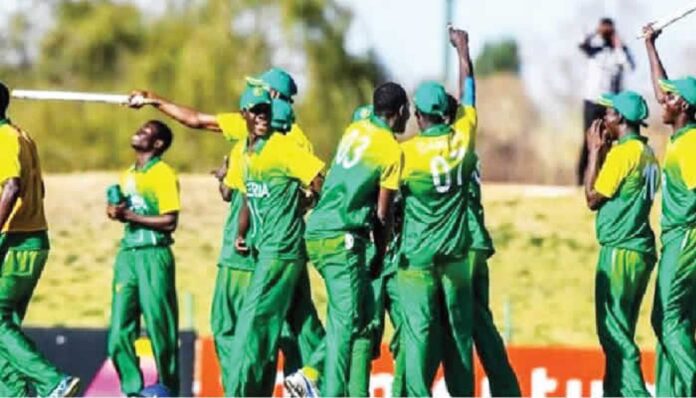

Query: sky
1 0 694 109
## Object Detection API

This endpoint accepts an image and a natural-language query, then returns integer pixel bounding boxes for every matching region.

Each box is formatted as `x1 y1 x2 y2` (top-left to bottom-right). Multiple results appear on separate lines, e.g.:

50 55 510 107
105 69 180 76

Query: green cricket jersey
244 132 324 259
399 106 477 267
594 133 659 254
467 154 494 255
660 124 696 244
305 115 402 239
118 157 180 249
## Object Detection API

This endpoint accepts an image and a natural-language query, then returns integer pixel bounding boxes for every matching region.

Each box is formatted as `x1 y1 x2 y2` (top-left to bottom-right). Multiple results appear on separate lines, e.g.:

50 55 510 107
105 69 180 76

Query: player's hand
128 90 157 109
642 23 661 43
107 203 127 221
235 236 249 253
448 26 469 50
211 156 228 182
586 119 608 152
612 33 623 49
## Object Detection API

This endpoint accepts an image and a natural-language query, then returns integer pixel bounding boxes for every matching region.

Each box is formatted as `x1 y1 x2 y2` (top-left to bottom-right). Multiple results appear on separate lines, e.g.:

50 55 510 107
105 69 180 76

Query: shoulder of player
675 126 696 148
0 124 21 143
150 160 179 180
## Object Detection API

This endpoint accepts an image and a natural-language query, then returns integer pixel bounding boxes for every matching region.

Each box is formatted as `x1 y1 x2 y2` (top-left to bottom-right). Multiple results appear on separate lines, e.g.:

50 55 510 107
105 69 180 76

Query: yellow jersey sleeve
216 113 248 142
595 146 632 198
223 142 246 191
154 166 181 214
285 140 325 187
287 124 314 154
380 141 403 191
0 132 20 184
678 132 696 190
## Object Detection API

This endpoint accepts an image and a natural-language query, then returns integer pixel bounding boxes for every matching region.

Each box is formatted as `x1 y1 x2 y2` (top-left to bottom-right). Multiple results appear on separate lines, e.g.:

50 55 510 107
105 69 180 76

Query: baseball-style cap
239 84 272 110
413 81 449 117
598 91 649 124
271 99 295 132
659 77 696 107
352 104 373 122
247 67 298 99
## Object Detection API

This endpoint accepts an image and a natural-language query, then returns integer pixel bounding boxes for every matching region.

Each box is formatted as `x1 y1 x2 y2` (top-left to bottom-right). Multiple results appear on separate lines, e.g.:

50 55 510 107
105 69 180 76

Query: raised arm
449 26 474 106
0 178 21 232
643 25 668 104
584 120 611 210
122 211 179 233
129 90 222 132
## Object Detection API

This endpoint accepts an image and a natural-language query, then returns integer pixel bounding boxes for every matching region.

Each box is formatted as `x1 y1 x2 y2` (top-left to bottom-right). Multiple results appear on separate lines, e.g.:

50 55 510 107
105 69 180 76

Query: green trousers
594 246 653 397
108 246 179 396
307 234 374 397
373 271 405 397
397 256 474 397
651 227 696 397
467 250 521 397
227 257 304 396
0 247 64 396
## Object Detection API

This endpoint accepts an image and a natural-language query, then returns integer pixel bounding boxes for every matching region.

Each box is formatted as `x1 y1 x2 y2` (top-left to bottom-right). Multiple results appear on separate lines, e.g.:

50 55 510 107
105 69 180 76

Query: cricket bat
636 1 696 39
10 89 154 105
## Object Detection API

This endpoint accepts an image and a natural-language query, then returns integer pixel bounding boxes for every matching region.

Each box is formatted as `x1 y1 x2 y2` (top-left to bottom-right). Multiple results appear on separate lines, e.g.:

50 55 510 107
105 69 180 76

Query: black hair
146 120 173 153
445 94 458 125
600 17 614 26
373 82 408 118
0 82 9 117
416 109 445 125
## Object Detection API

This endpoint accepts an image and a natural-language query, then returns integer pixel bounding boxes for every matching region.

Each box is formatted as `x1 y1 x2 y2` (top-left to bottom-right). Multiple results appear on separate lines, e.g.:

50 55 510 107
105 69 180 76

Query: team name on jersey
246 181 270 198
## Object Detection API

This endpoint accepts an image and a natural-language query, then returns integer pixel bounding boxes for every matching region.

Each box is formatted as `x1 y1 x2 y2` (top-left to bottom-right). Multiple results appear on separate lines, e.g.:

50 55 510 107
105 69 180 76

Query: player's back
0 121 47 233
306 118 401 239
399 124 476 267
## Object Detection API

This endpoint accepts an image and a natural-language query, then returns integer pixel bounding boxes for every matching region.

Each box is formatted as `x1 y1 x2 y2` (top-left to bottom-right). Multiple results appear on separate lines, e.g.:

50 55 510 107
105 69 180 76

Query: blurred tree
474 38 521 77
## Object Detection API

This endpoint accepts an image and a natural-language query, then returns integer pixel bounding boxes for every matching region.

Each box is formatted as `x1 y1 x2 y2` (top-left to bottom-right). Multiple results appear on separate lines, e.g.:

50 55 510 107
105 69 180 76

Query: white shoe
284 370 319 398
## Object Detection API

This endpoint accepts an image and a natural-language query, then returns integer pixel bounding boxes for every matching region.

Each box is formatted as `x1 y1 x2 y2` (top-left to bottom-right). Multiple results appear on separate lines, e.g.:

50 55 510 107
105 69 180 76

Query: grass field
24 173 661 350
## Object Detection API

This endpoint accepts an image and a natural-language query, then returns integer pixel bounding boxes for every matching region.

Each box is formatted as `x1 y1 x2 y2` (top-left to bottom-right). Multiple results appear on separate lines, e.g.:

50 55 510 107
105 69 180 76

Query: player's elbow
1 178 21 202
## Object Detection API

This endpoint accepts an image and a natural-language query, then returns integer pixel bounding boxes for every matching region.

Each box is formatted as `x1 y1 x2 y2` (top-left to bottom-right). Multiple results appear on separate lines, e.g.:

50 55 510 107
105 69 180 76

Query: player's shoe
48 375 81 397
284 370 319 398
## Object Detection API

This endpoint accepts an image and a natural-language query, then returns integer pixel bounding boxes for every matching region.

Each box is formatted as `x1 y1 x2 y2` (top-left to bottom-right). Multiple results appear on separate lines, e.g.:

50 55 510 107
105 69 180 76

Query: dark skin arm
235 195 251 253
107 204 179 233
0 178 21 233
371 187 396 277
449 26 473 103
129 90 222 131
643 25 668 104
584 119 611 211
212 156 232 202
300 174 325 212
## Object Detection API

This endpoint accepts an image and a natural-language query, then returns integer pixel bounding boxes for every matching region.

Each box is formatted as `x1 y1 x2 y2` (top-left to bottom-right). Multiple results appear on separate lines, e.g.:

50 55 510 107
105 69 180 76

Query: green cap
247 67 298 99
413 81 449 117
598 91 649 123
352 104 373 122
659 76 696 106
271 99 295 132
239 84 271 110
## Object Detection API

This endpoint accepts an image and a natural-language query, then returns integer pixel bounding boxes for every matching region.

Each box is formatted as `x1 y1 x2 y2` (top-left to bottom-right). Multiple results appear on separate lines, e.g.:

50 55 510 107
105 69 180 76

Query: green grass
24 174 660 350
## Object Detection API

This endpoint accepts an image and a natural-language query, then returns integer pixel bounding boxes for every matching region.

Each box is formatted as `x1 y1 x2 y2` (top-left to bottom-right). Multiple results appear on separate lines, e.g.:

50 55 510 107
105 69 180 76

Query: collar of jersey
671 123 696 142
617 131 645 145
249 133 274 154
131 156 161 173
0 119 9 127
368 115 392 132
420 123 451 137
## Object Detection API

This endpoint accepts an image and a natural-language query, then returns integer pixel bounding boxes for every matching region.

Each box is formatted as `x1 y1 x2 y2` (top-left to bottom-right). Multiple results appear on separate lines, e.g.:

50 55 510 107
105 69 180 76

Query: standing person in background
106 120 180 397
643 24 696 398
578 17 635 185
0 82 81 398
584 91 657 397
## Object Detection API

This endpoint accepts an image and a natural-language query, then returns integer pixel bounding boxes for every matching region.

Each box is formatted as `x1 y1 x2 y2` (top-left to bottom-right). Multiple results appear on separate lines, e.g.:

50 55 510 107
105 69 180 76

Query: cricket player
0 82 81 397
441 93 522 397
226 96 326 397
396 27 477 396
303 82 409 397
643 25 696 397
583 91 657 397
106 120 180 396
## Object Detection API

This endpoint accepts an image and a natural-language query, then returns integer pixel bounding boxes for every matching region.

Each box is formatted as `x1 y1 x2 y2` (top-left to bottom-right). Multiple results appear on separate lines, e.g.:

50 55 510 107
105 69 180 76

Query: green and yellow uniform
396 81 477 396
305 114 402 397
228 131 324 396
457 155 521 397
593 132 658 397
651 121 696 397
0 120 67 396
216 112 314 153
107 157 180 396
